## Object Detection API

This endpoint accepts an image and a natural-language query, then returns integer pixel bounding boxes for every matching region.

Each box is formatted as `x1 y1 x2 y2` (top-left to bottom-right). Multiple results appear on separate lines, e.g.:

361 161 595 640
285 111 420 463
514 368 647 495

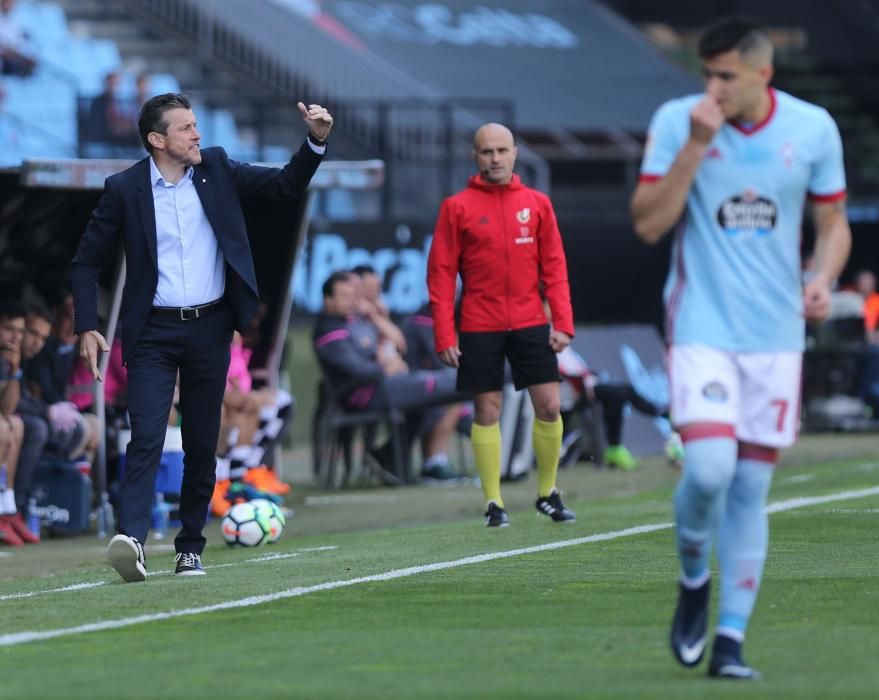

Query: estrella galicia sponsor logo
702 381 729 403
717 189 777 237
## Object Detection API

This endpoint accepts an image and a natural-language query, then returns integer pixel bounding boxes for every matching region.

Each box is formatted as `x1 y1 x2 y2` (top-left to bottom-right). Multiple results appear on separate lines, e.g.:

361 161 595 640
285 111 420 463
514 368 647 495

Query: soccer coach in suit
72 93 332 582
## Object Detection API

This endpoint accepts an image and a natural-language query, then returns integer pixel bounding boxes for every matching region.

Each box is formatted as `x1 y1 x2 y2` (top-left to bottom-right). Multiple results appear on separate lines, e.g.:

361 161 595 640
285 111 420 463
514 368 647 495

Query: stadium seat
2 74 77 159
147 73 181 96
311 378 408 489
10 1 69 45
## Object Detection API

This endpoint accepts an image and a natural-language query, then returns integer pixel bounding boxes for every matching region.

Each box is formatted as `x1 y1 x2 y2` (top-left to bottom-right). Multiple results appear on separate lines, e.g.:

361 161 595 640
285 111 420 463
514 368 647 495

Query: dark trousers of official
119 306 232 554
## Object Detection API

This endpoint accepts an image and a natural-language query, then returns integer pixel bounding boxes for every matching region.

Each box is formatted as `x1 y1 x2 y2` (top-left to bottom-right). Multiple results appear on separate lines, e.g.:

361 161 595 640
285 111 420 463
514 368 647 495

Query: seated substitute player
428 122 576 527
630 18 852 680
313 271 462 483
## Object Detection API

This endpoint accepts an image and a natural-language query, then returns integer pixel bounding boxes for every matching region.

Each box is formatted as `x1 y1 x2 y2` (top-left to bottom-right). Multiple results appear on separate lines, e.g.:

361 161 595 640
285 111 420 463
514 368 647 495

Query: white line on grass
776 474 815 485
0 581 106 601
764 487 879 513
2 486 878 648
826 508 879 514
0 546 337 602
305 494 399 506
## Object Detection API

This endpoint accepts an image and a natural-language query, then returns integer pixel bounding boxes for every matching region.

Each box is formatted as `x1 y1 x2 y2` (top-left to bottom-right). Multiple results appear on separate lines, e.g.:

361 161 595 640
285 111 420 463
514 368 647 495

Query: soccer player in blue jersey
630 18 852 679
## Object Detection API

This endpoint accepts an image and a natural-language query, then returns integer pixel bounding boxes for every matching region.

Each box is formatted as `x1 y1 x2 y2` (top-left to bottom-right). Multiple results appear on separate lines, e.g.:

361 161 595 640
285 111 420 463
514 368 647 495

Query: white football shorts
669 344 802 448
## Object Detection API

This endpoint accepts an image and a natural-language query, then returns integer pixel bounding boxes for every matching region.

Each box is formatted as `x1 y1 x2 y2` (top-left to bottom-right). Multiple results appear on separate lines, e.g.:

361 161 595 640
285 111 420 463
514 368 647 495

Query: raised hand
689 95 724 145
297 101 333 142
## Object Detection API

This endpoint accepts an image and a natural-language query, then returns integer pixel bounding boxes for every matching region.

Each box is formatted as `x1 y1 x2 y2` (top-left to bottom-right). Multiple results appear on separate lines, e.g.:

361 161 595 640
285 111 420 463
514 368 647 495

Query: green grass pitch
1 435 877 699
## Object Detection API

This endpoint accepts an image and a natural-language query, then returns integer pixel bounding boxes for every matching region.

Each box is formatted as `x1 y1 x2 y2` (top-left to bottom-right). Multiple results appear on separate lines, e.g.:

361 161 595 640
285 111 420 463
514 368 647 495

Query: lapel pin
202 178 206 183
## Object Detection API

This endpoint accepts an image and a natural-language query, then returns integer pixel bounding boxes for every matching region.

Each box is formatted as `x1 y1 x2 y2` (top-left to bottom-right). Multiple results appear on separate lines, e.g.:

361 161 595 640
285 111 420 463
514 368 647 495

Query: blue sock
674 437 738 583
716 458 774 639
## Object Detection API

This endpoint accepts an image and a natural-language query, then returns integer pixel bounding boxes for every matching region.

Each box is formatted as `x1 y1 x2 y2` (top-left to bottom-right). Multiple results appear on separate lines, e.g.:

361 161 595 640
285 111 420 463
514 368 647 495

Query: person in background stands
0 299 35 545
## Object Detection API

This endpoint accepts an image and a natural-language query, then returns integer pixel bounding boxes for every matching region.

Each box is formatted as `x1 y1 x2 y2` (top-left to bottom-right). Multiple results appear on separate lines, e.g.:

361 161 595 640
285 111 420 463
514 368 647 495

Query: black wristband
307 133 328 147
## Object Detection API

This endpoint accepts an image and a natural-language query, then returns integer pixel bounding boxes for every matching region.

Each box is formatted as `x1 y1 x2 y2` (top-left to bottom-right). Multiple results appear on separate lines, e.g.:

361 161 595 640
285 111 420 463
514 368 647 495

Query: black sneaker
708 634 761 680
670 579 710 667
535 490 576 522
174 552 206 576
484 501 510 527
107 534 146 583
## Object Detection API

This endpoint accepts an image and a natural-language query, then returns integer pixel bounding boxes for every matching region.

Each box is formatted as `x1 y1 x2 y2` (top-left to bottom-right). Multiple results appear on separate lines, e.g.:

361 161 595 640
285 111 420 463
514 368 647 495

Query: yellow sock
533 416 563 498
471 422 503 507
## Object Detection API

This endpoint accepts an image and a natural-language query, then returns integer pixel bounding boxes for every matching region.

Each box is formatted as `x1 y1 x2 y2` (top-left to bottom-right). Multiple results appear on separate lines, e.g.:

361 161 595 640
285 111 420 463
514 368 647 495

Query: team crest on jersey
516 208 531 224
701 381 729 403
717 189 778 238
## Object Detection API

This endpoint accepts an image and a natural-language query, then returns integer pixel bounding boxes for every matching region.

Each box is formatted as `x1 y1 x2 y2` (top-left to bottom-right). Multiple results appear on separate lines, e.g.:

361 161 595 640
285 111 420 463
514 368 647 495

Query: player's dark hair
698 18 769 60
322 270 352 299
138 93 193 153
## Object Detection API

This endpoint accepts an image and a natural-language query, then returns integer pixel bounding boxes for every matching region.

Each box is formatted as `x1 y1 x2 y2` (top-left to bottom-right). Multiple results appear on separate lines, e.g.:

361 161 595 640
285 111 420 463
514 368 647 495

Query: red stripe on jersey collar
730 88 777 136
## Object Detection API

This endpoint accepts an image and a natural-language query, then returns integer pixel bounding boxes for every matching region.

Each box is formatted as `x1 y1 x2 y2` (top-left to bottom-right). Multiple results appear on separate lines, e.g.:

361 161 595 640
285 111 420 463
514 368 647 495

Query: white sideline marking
305 494 398 506
827 508 879 514
777 474 814 485
0 546 338 602
0 581 106 601
764 487 879 513
3 486 878 648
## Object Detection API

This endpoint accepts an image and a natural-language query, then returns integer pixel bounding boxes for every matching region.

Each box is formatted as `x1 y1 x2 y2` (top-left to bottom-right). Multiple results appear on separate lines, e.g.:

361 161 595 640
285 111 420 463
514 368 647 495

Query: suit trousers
119 305 233 554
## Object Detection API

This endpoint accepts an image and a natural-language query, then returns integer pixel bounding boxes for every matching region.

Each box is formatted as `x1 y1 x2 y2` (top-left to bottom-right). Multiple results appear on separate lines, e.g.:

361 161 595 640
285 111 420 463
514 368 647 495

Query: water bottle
151 493 169 540
27 497 40 536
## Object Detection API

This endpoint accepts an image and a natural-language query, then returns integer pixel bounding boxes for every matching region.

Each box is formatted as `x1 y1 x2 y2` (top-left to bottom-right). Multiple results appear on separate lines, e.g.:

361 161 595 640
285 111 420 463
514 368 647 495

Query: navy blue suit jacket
71 140 322 363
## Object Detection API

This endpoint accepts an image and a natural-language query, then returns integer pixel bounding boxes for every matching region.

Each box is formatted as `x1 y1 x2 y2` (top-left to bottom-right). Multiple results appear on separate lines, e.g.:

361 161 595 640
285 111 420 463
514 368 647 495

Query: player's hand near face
690 95 724 145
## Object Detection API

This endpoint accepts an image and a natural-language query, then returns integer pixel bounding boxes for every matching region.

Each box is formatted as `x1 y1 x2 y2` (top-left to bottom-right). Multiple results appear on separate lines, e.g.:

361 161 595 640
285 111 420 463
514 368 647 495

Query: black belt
150 298 225 321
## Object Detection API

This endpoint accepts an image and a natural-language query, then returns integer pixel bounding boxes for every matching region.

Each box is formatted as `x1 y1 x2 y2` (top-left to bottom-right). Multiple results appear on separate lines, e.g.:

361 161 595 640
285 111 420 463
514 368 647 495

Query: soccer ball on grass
221 501 272 547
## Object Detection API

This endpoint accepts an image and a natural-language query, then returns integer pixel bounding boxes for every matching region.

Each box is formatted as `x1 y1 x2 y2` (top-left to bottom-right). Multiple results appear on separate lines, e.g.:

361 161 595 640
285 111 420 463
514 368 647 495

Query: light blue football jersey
640 88 846 352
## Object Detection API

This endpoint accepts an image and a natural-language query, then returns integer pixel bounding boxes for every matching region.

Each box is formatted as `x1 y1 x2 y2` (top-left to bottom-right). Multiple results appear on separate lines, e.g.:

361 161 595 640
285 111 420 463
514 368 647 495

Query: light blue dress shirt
149 158 226 307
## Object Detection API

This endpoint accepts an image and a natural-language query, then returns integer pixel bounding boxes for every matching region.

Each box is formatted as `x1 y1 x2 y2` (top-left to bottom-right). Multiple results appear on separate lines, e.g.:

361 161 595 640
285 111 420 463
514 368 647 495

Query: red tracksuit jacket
427 174 574 353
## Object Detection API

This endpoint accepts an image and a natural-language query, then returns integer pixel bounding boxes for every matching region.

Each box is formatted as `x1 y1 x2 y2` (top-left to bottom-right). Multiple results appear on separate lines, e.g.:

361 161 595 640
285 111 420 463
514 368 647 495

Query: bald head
473 123 517 185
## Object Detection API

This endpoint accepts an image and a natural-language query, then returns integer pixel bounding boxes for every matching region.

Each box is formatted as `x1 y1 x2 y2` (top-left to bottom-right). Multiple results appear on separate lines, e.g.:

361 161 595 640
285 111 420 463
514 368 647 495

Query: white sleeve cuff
307 139 327 155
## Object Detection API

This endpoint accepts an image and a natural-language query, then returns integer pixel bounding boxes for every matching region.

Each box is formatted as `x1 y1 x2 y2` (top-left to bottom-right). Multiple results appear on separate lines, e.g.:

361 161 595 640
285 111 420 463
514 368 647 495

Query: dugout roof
260 0 699 131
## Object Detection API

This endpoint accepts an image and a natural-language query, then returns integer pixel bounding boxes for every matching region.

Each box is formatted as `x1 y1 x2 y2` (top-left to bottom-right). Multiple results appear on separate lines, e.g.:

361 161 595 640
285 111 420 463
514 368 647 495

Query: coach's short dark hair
138 93 192 153
322 270 352 299
698 18 772 61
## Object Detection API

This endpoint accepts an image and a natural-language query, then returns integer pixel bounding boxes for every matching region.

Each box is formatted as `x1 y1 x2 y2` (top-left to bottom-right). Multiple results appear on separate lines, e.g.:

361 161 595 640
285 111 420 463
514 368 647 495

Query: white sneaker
107 534 147 583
